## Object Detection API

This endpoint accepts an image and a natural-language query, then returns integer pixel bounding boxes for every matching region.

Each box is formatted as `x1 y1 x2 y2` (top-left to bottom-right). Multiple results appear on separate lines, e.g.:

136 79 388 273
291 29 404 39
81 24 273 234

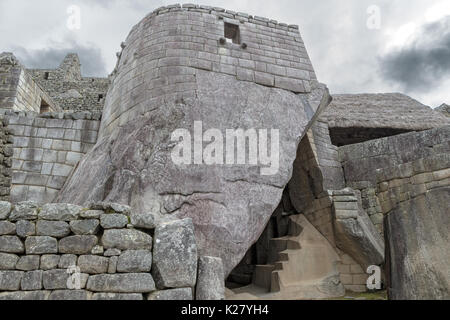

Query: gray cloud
12 41 108 77
379 16 450 92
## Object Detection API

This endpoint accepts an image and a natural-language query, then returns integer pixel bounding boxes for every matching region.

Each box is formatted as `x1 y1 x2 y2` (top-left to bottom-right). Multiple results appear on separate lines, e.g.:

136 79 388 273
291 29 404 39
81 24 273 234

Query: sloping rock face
56 8 329 275
385 187 450 300
436 103 450 117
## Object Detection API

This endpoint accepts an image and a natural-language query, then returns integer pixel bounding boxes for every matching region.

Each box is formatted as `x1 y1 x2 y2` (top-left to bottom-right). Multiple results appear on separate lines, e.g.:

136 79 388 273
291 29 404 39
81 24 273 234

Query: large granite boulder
385 187 450 300
56 11 330 276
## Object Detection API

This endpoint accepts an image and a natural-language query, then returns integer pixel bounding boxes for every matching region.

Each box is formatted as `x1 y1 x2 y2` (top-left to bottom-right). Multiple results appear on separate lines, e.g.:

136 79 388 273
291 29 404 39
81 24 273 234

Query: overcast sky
1 0 449 107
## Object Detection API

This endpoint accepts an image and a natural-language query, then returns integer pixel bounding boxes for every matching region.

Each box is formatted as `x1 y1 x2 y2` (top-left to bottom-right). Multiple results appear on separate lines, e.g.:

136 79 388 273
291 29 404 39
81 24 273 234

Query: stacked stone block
102 3 316 135
338 126 450 232
27 54 109 112
0 118 13 201
3 110 101 203
0 201 225 300
0 53 60 113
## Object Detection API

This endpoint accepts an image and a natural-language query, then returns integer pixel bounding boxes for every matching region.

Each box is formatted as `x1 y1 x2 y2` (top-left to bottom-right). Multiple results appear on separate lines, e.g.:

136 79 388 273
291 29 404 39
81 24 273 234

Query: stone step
252 265 276 290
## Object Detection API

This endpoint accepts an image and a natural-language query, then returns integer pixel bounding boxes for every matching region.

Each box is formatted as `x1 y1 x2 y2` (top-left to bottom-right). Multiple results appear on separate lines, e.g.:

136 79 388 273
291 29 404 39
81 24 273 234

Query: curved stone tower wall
100 5 316 137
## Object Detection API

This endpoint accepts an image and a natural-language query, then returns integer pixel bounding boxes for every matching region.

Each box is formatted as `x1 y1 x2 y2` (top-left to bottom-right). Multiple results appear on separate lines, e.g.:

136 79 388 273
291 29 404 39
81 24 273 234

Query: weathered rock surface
36 220 71 238
86 273 156 293
0 201 12 220
0 236 24 253
148 288 193 300
38 203 83 221
92 293 143 300
196 256 225 300
100 214 128 229
21 270 43 290
40 255 60 270
0 253 19 270
58 235 97 254
48 290 91 300
0 221 16 235
101 229 152 250
78 255 109 274
56 15 329 275
16 255 40 271
16 220 35 238
385 188 450 300
331 189 385 269
0 290 50 300
0 271 24 290
9 202 38 221
25 236 57 254
152 219 198 289
69 219 99 235
117 250 152 273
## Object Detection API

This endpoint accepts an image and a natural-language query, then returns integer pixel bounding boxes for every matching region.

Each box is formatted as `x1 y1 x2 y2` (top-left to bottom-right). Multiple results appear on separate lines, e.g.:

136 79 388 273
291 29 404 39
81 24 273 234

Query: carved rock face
56 11 329 275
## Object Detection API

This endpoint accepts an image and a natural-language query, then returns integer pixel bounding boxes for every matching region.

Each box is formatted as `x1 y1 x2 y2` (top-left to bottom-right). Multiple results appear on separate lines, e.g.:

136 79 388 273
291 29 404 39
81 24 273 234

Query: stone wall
0 201 224 300
0 119 13 201
0 53 60 113
338 126 450 232
3 110 101 204
376 154 450 299
101 3 316 136
28 54 110 112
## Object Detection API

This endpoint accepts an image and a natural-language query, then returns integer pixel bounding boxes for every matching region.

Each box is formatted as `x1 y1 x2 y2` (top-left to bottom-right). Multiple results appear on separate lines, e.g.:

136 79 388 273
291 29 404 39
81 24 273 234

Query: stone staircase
237 214 345 299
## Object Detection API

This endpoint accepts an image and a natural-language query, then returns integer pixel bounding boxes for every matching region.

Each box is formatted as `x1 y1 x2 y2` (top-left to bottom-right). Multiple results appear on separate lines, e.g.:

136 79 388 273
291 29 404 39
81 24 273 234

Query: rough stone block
152 219 197 289
0 221 16 235
91 293 143 300
9 201 38 221
69 219 100 235
86 273 156 293
21 270 43 290
48 290 90 300
78 255 109 274
104 248 121 257
0 253 19 270
42 269 69 290
25 236 57 254
130 213 156 230
0 271 24 291
0 235 24 253
196 256 225 300
0 290 49 300
100 214 128 229
59 235 98 254
148 288 193 300
0 201 12 220
117 250 152 273
58 254 77 269
36 220 71 238
102 229 152 250
40 255 60 270
39 203 83 221
80 210 103 219
16 255 40 271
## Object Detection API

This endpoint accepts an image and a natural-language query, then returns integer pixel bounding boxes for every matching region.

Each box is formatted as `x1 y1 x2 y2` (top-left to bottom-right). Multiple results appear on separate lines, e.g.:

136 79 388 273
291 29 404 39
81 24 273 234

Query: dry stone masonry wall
101 3 315 135
338 126 450 233
0 201 224 300
27 54 110 113
3 111 102 204
0 53 60 113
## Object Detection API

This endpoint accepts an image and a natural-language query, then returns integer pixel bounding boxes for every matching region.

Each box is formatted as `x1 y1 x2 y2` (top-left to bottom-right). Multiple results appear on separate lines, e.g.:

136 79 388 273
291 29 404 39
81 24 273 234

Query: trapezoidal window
224 22 240 44
40 99 50 113
44 72 49 80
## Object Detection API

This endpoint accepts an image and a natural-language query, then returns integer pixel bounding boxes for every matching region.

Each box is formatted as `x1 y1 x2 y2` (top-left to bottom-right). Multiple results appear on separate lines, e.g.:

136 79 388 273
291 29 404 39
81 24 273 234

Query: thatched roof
320 93 450 130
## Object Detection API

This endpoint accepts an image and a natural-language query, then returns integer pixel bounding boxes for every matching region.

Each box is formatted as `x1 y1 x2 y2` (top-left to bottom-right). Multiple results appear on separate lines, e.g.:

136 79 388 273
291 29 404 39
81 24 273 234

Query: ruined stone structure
0 4 449 300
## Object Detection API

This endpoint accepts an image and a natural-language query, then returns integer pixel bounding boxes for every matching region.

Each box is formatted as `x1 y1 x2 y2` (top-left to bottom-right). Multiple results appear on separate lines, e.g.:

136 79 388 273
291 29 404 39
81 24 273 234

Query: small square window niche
224 22 240 44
